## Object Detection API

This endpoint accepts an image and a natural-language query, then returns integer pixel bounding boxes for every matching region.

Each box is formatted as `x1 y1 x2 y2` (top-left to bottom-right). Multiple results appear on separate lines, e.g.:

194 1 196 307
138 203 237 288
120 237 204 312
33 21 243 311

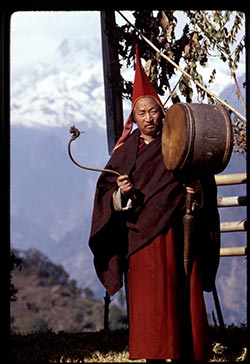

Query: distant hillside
10 249 127 334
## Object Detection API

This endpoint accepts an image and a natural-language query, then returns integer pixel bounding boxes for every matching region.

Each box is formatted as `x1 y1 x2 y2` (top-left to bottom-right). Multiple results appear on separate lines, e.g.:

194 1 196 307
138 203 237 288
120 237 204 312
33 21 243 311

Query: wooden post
100 11 124 154
104 290 111 331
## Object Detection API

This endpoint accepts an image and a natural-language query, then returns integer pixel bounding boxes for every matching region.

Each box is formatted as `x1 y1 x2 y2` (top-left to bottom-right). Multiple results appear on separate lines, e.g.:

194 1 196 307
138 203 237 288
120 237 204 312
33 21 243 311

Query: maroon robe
88 128 220 360
128 230 210 360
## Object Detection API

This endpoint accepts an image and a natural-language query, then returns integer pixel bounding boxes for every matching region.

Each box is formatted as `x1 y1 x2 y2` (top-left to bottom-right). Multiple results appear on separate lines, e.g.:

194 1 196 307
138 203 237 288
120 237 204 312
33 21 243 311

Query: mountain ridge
11 248 127 334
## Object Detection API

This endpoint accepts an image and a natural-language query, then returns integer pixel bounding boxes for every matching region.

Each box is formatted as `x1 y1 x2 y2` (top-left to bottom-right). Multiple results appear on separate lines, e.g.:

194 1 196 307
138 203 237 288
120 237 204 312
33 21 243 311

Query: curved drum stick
68 125 121 176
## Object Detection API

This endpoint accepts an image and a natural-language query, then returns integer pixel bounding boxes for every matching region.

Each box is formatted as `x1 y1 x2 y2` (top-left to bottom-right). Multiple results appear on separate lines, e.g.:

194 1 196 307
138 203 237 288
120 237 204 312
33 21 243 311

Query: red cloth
114 44 165 151
128 229 210 361
132 44 163 107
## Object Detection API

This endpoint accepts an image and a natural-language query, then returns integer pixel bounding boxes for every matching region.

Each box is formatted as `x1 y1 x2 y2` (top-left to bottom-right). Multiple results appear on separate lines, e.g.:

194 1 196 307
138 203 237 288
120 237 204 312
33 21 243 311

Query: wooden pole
217 195 247 207
104 290 111 331
215 173 247 185
220 220 247 232
100 11 124 154
220 247 247 257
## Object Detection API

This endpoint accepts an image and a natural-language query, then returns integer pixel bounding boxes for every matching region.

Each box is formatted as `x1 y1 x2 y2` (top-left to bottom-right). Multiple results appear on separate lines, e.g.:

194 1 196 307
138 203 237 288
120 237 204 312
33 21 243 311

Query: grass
10 325 247 363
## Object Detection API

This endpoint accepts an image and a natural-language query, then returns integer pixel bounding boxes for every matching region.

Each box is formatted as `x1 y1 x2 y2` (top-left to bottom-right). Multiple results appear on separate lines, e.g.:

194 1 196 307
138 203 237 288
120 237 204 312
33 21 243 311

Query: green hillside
10 249 127 334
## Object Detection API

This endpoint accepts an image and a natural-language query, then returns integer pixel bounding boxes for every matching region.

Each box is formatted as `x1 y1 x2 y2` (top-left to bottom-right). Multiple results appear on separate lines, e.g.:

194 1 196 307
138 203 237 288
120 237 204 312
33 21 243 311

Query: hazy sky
10 11 102 76
10 10 246 105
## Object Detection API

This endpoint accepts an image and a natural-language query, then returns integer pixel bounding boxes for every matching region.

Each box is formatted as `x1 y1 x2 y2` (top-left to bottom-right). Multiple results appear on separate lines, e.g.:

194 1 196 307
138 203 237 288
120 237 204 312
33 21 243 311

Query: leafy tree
10 250 22 302
30 317 48 332
109 304 128 330
83 286 95 300
74 311 84 324
112 10 246 154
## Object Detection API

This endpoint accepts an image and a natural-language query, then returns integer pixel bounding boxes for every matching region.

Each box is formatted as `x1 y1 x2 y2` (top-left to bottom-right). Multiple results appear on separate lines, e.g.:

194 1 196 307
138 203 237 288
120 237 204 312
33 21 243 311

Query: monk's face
133 97 164 138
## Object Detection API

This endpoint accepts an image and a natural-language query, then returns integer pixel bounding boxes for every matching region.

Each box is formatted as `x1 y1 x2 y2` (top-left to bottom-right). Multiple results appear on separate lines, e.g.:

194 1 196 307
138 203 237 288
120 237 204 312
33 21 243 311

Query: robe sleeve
89 172 129 296
113 188 133 211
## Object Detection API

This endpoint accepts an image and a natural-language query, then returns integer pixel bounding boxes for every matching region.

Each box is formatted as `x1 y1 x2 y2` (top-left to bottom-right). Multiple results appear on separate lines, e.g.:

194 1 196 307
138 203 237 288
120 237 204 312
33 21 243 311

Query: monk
88 44 220 363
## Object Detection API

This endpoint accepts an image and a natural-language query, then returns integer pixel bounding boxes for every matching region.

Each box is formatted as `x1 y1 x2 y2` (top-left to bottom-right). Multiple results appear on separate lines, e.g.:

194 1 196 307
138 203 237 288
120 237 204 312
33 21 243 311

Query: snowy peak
11 38 106 130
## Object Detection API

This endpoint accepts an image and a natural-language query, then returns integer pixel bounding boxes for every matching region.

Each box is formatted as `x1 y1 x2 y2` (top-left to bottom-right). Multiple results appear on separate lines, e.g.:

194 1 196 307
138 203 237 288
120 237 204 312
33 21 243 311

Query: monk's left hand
185 180 201 195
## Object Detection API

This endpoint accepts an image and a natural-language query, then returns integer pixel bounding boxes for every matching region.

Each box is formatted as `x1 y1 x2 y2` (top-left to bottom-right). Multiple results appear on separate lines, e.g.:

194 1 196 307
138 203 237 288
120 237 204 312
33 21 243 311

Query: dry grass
10 325 247 363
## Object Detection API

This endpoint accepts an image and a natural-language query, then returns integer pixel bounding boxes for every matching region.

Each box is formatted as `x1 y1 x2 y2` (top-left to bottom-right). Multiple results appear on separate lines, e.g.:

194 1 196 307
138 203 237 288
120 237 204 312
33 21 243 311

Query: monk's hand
185 179 201 195
117 174 133 196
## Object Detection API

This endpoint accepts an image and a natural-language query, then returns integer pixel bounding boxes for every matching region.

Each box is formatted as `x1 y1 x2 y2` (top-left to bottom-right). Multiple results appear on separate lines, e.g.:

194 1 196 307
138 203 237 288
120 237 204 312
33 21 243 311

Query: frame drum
161 103 233 176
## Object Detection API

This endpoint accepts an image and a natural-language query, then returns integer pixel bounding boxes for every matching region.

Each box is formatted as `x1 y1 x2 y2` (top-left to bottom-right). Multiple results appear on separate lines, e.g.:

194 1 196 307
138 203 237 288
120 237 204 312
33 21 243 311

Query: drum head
162 103 193 171
162 102 233 176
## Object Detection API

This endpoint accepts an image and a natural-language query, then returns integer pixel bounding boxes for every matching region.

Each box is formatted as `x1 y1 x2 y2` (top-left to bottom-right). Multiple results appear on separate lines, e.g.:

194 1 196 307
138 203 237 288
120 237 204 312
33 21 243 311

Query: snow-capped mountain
11 37 112 298
11 38 107 130
10 37 247 325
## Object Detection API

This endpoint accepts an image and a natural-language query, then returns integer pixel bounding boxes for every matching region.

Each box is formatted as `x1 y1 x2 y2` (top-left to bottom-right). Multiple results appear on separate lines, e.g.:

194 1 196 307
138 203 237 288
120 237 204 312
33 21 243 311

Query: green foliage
69 278 79 293
185 11 245 73
83 286 95 300
109 305 128 330
116 10 245 100
74 311 84 324
21 248 70 286
114 10 246 154
29 317 49 332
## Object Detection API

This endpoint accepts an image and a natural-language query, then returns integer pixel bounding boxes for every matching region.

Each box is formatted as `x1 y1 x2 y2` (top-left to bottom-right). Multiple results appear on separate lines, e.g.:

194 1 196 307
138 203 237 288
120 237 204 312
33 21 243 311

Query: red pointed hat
113 44 165 151
132 44 163 107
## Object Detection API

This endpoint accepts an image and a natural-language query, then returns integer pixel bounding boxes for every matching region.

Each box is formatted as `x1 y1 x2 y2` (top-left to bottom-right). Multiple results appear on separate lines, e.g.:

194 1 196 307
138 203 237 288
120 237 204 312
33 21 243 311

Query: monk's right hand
117 174 133 196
